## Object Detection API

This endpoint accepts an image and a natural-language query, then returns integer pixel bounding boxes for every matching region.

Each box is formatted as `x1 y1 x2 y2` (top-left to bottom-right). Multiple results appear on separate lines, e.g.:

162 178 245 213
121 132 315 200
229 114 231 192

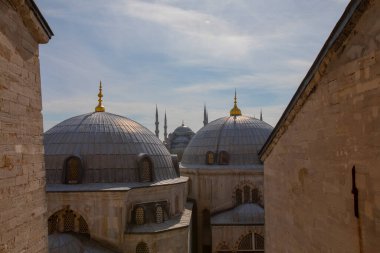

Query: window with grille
243 186 251 203
48 209 89 235
63 210 75 232
206 151 215 165
252 188 260 203
135 207 145 225
48 215 58 234
236 189 242 205
218 151 229 165
238 233 253 250
156 205 163 223
136 242 149 253
65 156 81 184
254 234 264 250
78 216 89 233
236 233 264 252
140 159 152 182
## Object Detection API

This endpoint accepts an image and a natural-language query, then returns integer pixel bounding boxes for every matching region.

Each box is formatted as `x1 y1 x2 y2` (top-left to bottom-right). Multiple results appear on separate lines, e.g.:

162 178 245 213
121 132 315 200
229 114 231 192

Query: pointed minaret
155 105 159 138
95 81 105 112
164 110 168 141
203 104 208 126
260 109 263 121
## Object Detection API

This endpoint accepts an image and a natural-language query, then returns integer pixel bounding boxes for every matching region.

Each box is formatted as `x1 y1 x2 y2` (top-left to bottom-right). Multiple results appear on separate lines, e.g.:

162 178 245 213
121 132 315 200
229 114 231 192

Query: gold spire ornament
230 89 242 116
95 81 105 112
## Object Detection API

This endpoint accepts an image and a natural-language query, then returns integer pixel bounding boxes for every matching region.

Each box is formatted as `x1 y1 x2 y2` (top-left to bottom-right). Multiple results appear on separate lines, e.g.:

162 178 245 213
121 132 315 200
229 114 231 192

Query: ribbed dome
44 112 178 184
181 116 273 166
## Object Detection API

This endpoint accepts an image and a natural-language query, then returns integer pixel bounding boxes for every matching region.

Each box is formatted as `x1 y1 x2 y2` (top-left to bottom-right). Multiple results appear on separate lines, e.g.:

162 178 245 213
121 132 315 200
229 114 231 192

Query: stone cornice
9 0 53 43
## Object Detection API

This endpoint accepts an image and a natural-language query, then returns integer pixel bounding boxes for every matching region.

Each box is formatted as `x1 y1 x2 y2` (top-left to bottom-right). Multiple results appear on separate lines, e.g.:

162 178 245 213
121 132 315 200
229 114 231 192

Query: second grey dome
181 116 273 166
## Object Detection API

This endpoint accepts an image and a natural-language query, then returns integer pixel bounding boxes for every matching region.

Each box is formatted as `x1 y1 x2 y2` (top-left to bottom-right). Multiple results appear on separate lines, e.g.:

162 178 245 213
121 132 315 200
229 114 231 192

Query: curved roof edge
259 0 369 161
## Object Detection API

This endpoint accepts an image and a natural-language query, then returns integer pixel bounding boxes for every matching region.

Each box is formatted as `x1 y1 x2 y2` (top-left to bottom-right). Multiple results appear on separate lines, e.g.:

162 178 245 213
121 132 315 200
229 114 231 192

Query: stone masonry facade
0 0 51 252
262 1 380 252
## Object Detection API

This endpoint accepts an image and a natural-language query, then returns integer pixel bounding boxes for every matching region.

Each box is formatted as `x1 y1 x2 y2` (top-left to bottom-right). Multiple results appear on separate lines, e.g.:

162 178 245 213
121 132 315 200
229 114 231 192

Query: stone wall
47 181 190 252
182 168 264 253
0 0 50 252
263 1 380 252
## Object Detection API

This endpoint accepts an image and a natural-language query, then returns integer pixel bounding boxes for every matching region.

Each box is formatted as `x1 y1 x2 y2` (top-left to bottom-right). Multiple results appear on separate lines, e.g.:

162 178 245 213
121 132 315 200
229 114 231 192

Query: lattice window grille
156 206 163 224
136 242 149 253
48 215 58 234
67 158 80 184
141 160 152 182
78 216 89 233
254 234 264 250
63 210 75 232
135 207 145 225
238 233 253 250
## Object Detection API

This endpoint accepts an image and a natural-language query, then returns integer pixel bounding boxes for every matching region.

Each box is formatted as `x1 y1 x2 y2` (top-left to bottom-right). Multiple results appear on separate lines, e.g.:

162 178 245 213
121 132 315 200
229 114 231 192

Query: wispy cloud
36 0 350 135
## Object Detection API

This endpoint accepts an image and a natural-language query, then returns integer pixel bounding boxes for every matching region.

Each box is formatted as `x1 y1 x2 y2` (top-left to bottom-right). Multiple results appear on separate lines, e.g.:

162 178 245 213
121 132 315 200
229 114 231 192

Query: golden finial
230 89 242 116
95 80 105 112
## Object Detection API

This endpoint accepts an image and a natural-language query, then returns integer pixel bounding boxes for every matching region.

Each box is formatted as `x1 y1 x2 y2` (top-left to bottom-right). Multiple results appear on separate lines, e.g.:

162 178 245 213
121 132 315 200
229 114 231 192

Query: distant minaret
203 104 208 126
155 105 159 138
260 109 263 121
164 110 168 141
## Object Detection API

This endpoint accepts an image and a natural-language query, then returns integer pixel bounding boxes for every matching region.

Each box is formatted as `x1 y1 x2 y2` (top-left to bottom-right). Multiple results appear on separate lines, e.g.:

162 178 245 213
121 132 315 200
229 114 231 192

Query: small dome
48 233 84 253
181 116 273 166
44 112 178 184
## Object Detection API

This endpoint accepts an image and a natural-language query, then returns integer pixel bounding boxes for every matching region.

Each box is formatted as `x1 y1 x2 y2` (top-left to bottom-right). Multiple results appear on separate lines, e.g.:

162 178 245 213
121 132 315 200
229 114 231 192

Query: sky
36 0 350 138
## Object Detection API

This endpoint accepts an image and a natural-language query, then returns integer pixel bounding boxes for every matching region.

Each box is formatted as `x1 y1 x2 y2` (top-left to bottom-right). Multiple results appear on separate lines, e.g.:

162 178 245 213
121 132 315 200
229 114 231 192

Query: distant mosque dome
181 92 273 167
166 122 195 161
44 82 178 184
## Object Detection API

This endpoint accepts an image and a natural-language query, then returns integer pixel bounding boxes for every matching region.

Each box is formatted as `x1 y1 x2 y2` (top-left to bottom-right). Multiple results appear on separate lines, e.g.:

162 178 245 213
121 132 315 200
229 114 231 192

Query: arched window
138 155 153 182
135 207 145 225
236 189 242 205
78 216 89 233
238 233 253 251
254 233 264 250
244 185 250 203
218 151 229 165
205 151 215 165
136 242 149 253
252 188 260 203
48 214 58 234
48 209 89 235
64 156 82 184
155 205 163 224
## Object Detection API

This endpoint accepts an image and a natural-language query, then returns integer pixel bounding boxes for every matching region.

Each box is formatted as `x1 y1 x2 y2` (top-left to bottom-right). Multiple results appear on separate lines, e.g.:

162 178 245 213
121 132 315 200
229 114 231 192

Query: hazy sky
36 0 349 138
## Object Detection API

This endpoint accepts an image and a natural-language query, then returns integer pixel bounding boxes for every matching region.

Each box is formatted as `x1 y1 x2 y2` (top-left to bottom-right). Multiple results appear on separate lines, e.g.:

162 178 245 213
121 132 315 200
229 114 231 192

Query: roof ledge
10 0 53 43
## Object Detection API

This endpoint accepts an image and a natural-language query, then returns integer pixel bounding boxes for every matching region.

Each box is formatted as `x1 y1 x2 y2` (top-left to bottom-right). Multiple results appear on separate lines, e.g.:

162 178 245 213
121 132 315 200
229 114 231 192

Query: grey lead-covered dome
44 112 178 184
181 116 273 166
